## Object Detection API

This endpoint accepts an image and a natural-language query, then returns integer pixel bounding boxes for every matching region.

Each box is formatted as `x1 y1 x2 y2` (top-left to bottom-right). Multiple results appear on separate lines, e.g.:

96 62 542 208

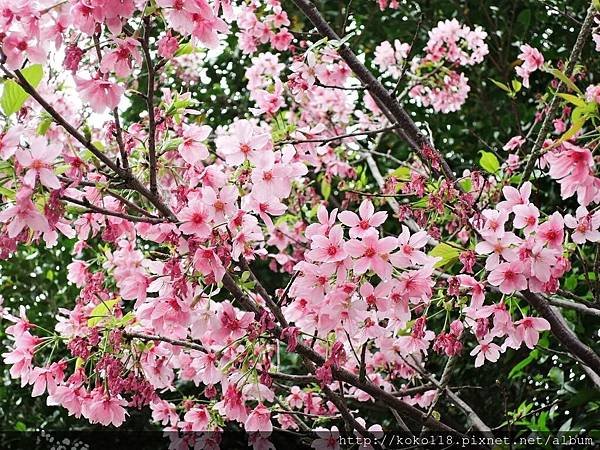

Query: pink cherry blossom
15 137 62 189
565 206 600 244
216 119 271 166
83 390 128 427
312 426 341 450
183 405 210 430
75 77 124 113
512 203 539 233
100 37 142 77
515 44 544 87
515 316 551 349
503 135 525 151
2 32 47 70
157 31 179 59
497 182 532 213
475 232 520 270
536 212 564 249
178 124 211 165
470 337 501 367
0 127 22 160
306 224 347 263
177 199 214 238
338 200 387 239
202 186 238 223
0 187 49 238
245 403 272 433
545 143 599 206
345 230 398 279
488 261 527 294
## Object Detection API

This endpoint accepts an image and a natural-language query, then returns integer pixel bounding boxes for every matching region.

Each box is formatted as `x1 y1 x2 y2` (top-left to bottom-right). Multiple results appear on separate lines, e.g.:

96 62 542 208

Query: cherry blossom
15 137 62 190
470 338 501 367
565 206 600 244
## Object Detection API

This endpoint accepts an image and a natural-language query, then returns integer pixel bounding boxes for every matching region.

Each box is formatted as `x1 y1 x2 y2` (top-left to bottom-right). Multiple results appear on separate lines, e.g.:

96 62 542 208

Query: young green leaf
1 65 44 116
429 243 460 268
479 151 500 174
87 299 119 327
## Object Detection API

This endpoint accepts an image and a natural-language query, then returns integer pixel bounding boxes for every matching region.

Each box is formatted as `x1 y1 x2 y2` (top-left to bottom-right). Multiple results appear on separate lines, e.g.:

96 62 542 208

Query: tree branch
62 196 166 224
521 290 600 375
123 331 207 352
279 124 400 146
289 0 456 181
4 66 176 221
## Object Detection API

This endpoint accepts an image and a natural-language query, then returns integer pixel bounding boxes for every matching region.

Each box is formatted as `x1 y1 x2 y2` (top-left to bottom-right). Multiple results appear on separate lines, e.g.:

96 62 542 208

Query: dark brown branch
123 331 207 352
545 296 600 317
4 66 176 221
112 108 129 170
314 81 365 91
521 291 600 374
105 189 159 219
62 196 165 224
289 0 455 181
278 124 400 146
268 372 317 384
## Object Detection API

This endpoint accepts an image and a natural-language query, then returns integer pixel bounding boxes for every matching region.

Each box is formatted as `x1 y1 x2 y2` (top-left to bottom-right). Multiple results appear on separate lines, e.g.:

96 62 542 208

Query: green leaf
516 9 531 29
1 64 44 116
14 422 26 432
548 68 582 94
509 351 538 379
389 166 411 181
412 197 428 208
429 243 460 268
479 151 500 174
36 116 53 135
564 274 578 290
490 79 511 93
537 411 549 432
555 117 585 145
458 178 472 192
87 299 119 327
321 177 331 200
557 93 586 107
548 367 564 386
0 186 15 200
558 418 573 434
174 42 195 57
511 79 522 93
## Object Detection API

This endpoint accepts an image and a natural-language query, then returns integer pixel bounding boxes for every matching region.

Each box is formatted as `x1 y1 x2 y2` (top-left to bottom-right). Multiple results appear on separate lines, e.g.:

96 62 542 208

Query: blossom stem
141 15 158 197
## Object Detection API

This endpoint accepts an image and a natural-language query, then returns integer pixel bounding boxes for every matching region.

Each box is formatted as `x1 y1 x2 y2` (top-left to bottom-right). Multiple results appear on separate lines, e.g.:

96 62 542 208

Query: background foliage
1 0 599 439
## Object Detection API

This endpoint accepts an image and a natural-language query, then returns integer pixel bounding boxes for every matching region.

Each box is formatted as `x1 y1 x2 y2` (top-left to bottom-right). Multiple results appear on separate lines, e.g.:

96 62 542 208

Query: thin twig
520 1 597 183
141 15 158 196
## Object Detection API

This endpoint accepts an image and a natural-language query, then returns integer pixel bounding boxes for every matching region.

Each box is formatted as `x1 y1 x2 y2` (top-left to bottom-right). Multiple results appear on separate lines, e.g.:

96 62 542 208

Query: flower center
191 213 205 224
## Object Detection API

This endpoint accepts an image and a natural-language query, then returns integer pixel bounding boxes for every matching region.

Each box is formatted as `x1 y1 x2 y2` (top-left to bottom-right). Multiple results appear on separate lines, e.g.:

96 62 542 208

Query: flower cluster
373 19 489 113
475 182 570 295
515 44 545 87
